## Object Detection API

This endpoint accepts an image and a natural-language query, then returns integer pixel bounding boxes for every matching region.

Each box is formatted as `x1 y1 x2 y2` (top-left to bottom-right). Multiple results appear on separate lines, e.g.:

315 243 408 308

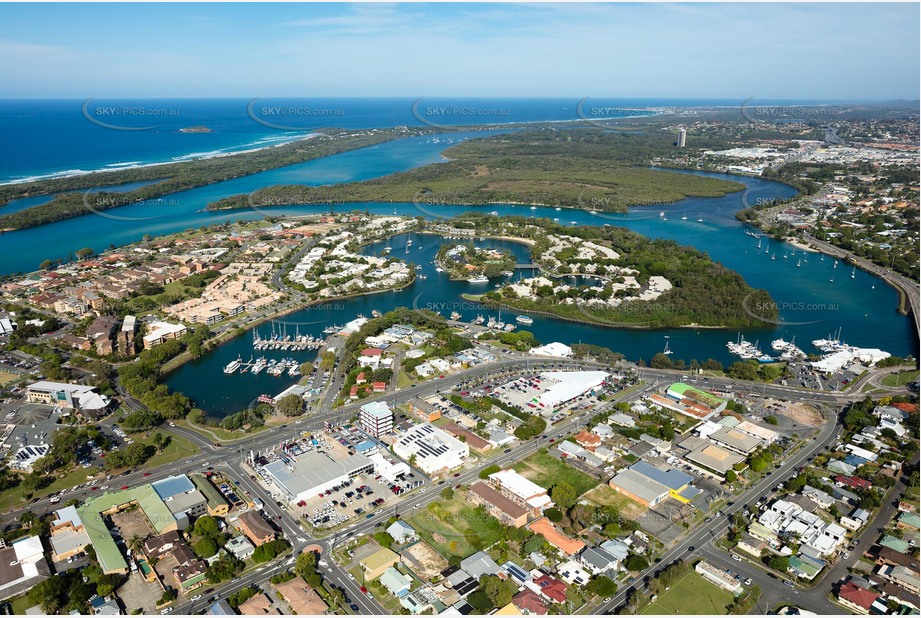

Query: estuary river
0 130 911 415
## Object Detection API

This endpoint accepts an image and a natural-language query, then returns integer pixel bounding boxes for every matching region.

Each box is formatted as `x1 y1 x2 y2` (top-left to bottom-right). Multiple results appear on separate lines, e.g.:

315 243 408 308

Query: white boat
450 311 462 321
771 338 789 351
467 275 489 283
223 357 242 374
435 266 444 273
530 206 537 210
851 266 856 279
516 315 534 325
504 323 516 331
662 338 672 355
771 254 776 261
406 239 413 246
323 325 340 334
681 212 688 220
555 207 561 211
472 315 485 325
757 354 775 363
251 357 267 374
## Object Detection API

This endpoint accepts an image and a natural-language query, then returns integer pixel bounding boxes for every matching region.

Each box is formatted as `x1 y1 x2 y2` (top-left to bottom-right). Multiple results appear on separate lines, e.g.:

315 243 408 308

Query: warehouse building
393 423 469 475
262 451 374 504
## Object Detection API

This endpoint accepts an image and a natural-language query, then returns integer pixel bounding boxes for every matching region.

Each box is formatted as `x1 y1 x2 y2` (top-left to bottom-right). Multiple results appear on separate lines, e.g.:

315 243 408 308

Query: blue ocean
0 97 832 185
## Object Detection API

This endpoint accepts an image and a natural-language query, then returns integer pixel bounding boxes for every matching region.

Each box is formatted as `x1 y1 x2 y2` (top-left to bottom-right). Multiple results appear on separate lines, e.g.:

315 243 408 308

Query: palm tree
128 535 144 554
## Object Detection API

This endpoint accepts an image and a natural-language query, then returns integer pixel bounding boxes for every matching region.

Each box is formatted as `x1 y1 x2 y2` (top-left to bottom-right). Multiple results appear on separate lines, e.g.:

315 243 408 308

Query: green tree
276 394 305 417
550 482 577 510
624 555 649 571
586 575 617 597
373 531 395 549
193 536 219 559
295 551 319 581
440 487 454 500
193 516 220 538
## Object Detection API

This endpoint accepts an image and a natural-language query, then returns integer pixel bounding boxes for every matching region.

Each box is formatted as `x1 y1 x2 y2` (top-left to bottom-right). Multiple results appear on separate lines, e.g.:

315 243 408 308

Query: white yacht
516 315 534 325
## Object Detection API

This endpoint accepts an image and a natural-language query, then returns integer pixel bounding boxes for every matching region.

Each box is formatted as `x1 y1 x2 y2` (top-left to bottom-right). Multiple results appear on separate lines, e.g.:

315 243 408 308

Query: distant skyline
0 2 918 100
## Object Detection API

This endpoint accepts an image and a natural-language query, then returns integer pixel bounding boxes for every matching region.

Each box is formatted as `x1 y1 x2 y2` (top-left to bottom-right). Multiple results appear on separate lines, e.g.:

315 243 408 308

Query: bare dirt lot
400 540 448 580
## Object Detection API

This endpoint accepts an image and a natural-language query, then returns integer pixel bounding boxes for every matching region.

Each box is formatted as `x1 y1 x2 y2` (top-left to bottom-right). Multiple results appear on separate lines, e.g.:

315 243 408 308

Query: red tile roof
532 575 567 604
838 582 879 610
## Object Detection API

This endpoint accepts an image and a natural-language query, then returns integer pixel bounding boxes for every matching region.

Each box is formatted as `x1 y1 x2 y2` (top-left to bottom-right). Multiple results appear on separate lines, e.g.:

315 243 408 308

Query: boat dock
252 324 325 351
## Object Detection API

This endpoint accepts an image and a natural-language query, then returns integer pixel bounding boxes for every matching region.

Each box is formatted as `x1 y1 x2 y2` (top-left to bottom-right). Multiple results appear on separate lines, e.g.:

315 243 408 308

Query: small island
436 214 778 328
435 242 516 281
178 126 212 133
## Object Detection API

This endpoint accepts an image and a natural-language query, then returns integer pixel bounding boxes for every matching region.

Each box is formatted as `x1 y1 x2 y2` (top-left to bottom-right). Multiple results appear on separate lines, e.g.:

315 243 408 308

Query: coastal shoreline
0 133 318 188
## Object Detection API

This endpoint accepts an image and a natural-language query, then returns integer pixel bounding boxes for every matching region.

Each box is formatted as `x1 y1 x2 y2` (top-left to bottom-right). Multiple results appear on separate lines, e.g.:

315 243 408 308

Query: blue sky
0 3 917 100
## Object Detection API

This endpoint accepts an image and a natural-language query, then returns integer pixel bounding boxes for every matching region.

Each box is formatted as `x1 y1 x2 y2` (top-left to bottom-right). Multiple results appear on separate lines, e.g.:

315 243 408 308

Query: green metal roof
668 382 725 407
77 484 176 573
191 474 229 510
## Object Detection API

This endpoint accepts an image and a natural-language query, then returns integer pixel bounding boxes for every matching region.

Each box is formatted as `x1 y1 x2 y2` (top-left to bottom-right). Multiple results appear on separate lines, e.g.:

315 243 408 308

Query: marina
223 356 302 377
252 324 325 351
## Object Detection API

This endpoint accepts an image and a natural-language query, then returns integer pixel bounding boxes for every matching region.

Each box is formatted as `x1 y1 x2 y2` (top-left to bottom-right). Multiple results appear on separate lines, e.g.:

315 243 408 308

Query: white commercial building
360 401 393 438
536 371 608 409
393 423 469 475
25 381 110 414
530 342 573 358
368 452 411 483
488 469 554 512
262 451 374 504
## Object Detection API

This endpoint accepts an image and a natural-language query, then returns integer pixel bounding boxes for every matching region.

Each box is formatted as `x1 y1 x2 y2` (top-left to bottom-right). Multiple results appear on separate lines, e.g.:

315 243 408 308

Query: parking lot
252 425 427 530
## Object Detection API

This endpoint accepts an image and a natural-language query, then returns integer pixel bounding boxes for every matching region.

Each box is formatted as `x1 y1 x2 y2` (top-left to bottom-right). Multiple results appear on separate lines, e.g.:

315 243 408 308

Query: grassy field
582 484 646 520
0 371 21 385
407 496 505 559
639 571 735 615
137 432 199 468
513 452 600 497
881 370 919 387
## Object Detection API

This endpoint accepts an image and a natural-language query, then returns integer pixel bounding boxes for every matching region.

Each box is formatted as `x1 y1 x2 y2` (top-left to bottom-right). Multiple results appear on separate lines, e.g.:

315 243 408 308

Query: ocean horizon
0 96 869 185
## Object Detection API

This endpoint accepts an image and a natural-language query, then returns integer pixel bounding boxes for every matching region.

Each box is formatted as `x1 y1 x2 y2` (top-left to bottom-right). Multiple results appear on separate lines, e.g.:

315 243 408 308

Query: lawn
407 496 505 559
513 452 599 497
0 463 101 510
639 572 735 615
582 485 646 521
137 432 199 468
881 370 919 387
0 371 21 386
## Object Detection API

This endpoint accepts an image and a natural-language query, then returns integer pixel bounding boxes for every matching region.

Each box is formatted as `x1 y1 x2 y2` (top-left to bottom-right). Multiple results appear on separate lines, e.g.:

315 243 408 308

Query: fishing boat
516 315 534 325
223 357 243 374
